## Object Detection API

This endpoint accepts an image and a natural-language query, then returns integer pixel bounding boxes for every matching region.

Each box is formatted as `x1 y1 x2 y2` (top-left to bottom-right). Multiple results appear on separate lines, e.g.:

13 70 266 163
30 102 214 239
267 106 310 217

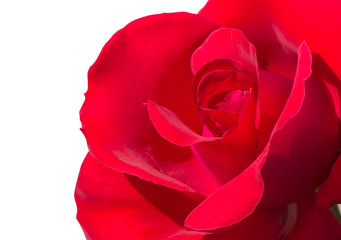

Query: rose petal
196 70 257 110
199 0 299 79
200 0 341 80
147 100 221 146
192 61 258 136
316 155 341 207
199 106 241 136
190 28 259 139
261 43 339 205
203 207 285 240
184 144 267 231
77 155 285 238
167 232 204 240
270 0 341 81
76 153 204 240
191 89 257 184
313 54 341 123
202 0 341 125
256 69 293 155
191 28 258 76
284 195 341 240
80 13 219 195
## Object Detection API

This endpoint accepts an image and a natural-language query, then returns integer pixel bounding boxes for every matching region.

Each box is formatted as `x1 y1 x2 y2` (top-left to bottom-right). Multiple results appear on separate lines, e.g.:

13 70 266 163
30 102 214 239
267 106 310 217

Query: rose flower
75 1 341 239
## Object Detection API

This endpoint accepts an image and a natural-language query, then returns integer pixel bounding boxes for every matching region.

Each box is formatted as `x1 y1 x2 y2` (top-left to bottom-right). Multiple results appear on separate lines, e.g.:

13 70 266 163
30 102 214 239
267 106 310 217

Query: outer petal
184 143 268 231
80 13 219 195
316 155 341 207
199 0 341 80
261 43 339 205
76 155 287 240
75 153 204 240
284 195 341 240
269 0 341 80
199 0 298 79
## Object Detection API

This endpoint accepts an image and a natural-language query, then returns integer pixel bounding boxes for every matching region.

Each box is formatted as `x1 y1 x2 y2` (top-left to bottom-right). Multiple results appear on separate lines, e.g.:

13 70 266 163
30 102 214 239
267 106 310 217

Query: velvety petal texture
75 153 201 240
80 12 220 196
255 69 292 154
285 195 341 240
184 151 266 230
76 153 286 240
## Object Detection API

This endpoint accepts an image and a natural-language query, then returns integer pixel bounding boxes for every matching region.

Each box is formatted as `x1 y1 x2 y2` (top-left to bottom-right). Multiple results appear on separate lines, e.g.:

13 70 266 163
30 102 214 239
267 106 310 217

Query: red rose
75 1 341 239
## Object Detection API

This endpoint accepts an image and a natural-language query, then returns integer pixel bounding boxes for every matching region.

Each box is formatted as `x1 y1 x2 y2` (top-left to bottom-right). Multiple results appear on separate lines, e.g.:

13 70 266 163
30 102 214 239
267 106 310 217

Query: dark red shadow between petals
261 43 339 205
203 206 285 240
285 194 341 240
316 155 341 207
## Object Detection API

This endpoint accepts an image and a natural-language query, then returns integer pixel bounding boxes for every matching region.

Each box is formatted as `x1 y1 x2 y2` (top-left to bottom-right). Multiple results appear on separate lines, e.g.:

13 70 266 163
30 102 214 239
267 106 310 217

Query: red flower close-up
75 0 341 239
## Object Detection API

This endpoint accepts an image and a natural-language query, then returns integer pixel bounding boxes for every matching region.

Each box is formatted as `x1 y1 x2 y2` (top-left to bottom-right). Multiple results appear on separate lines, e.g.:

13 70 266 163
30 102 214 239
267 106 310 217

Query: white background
0 1 207 239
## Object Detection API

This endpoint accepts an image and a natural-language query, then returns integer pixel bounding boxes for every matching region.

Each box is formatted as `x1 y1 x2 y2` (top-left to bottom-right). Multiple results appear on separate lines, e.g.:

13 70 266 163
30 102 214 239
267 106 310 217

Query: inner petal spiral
193 62 257 137
211 89 250 112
